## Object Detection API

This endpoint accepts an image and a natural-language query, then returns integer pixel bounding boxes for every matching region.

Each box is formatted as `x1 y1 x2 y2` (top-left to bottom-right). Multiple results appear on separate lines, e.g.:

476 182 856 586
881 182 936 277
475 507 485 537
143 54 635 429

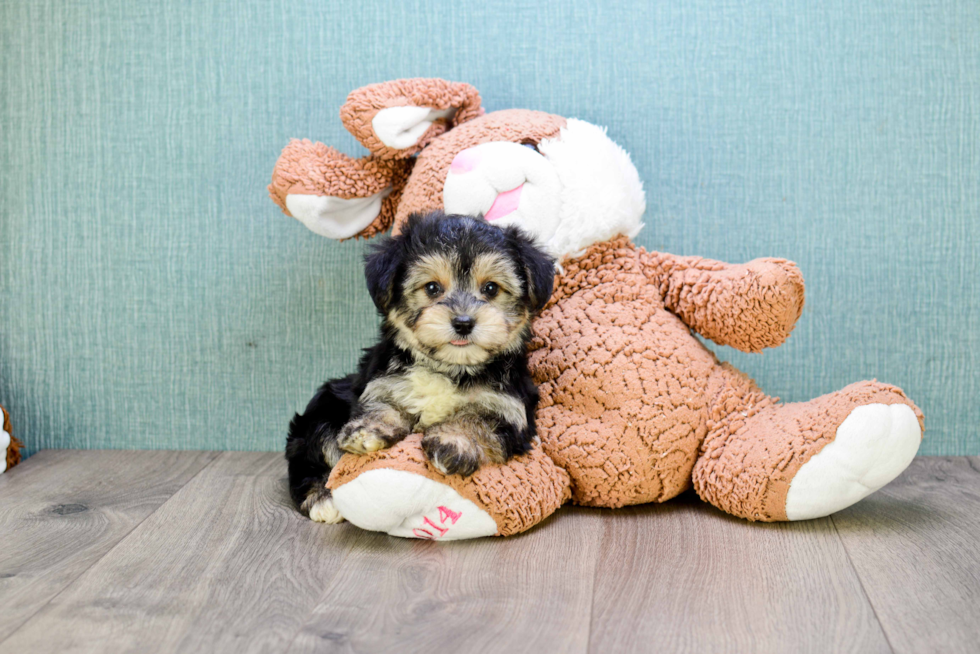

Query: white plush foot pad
785 403 921 520
331 469 498 540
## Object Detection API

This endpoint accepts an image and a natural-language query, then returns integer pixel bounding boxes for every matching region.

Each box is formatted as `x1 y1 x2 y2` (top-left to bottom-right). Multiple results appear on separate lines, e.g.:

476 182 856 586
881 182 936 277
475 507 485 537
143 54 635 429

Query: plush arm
643 251 805 353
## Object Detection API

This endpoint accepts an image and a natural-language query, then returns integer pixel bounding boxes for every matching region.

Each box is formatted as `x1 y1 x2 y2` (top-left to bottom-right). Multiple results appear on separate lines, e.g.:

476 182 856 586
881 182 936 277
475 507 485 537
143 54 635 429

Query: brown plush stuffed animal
270 78 923 539
1 404 21 474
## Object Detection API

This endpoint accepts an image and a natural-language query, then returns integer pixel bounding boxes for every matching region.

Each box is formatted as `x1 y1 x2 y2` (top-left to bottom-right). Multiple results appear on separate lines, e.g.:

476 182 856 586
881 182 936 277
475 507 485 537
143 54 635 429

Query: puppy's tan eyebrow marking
471 252 520 294
404 253 455 292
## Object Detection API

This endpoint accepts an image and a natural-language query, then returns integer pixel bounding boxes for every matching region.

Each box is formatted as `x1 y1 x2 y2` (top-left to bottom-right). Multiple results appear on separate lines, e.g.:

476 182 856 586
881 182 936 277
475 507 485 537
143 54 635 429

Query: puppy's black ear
402 211 431 234
364 234 406 314
506 227 555 314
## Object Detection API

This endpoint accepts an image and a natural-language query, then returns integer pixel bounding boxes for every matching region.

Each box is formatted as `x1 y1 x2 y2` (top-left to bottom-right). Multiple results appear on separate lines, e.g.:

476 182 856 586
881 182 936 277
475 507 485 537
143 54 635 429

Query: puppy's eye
481 282 499 298
424 282 443 298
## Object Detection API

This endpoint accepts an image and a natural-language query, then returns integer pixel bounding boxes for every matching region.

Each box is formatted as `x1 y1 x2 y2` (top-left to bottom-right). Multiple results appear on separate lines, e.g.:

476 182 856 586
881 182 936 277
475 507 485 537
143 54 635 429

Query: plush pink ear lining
340 78 483 159
328 434 572 537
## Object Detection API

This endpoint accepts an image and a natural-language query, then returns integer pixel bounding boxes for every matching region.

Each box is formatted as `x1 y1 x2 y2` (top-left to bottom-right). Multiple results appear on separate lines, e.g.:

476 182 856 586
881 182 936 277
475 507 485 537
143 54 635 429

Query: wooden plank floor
1 453 977 653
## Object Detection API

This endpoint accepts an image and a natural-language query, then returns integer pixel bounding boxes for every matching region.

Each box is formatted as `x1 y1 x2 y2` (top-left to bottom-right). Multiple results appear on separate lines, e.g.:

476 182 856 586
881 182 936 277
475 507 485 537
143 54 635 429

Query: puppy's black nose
451 315 475 336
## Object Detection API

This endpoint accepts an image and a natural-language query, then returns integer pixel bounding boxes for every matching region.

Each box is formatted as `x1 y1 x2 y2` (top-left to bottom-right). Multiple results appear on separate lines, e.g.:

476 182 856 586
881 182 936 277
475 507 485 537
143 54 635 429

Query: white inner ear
372 106 456 149
285 188 390 240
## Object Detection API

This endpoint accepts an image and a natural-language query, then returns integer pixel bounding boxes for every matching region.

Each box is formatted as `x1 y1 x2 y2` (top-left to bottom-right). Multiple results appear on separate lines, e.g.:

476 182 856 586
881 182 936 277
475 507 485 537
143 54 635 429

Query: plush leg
693 375 923 521
535 401 698 509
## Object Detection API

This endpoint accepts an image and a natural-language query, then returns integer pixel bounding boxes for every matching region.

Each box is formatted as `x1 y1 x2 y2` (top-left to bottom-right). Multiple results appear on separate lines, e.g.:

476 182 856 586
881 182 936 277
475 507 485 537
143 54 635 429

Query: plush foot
785 403 922 520
331 469 497 540
328 433 571 539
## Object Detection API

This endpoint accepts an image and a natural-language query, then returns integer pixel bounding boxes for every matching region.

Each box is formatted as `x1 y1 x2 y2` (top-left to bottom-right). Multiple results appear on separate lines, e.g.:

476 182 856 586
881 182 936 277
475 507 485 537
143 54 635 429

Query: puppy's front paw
422 431 483 477
338 423 386 454
309 497 344 524
337 416 407 455
300 489 345 524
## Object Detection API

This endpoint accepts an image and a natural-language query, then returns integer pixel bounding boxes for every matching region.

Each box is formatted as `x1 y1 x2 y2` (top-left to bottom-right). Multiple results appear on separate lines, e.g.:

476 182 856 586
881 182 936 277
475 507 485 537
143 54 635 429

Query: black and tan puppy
286 212 555 522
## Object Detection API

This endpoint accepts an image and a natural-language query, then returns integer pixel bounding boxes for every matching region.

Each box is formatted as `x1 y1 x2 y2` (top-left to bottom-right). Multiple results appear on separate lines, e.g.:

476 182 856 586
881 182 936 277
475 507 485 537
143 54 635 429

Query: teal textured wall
1 1 977 456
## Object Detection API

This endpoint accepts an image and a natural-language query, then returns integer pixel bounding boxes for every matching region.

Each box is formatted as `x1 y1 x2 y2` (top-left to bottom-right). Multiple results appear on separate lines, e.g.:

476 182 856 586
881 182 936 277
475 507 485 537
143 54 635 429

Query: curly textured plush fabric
530 236 921 518
267 140 413 238
268 109 564 241
530 237 802 509
391 109 566 231
653 254 805 353
2 405 21 471
340 79 484 160
327 433 572 536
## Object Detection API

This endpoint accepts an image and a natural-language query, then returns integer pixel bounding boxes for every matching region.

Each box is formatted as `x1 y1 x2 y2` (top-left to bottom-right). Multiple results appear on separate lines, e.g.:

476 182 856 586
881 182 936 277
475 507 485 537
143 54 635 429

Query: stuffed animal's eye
482 282 499 298
424 282 443 298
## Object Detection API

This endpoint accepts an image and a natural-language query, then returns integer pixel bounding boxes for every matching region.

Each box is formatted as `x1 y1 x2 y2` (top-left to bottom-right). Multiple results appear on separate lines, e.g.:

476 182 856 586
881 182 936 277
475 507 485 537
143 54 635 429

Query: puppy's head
365 212 554 368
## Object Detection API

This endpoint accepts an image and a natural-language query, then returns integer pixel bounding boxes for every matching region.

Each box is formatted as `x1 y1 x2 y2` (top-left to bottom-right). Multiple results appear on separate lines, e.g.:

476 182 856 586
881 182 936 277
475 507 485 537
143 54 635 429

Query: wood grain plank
832 456 980 654
285 506 604 654
0 449 218 642
0 452 364 654
588 492 891 654
14 453 975 653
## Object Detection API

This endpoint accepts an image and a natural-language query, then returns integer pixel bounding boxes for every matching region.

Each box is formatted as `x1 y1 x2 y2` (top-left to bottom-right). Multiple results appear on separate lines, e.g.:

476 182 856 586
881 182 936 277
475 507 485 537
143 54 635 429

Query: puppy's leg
337 402 412 454
290 427 345 524
286 376 355 522
422 414 521 477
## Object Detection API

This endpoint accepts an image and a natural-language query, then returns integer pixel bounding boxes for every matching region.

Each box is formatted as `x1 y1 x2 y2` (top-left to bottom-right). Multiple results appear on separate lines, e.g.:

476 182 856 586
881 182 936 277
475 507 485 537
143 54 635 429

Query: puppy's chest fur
361 366 525 430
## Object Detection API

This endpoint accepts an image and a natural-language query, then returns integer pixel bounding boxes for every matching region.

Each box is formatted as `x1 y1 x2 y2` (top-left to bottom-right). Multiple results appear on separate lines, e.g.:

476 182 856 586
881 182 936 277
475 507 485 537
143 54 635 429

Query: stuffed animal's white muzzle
443 120 646 260
443 141 562 249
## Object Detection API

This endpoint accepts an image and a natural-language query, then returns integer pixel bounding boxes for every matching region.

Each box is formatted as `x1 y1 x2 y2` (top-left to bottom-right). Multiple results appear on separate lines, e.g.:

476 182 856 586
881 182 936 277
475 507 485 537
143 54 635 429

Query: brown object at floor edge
2 404 23 472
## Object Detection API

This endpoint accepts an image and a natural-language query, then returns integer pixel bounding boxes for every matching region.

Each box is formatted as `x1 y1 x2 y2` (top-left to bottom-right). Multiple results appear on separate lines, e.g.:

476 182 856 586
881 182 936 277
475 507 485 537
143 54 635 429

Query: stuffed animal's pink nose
450 148 482 174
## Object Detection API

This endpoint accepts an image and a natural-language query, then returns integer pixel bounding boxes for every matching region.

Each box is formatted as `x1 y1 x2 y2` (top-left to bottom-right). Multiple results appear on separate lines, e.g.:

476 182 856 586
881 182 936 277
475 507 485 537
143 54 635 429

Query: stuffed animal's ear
364 226 411 313
269 139 413 240
506 227 556 314
340 79 483 159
